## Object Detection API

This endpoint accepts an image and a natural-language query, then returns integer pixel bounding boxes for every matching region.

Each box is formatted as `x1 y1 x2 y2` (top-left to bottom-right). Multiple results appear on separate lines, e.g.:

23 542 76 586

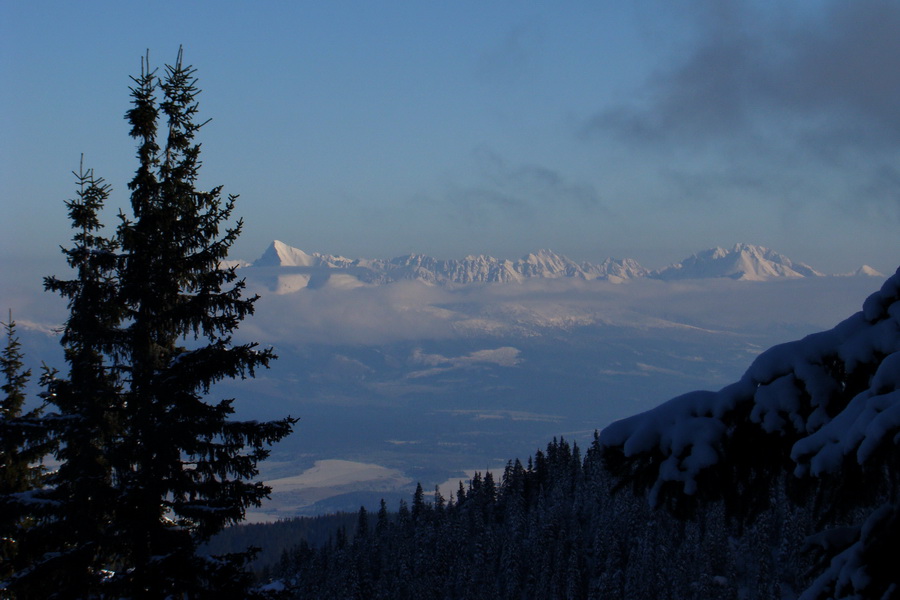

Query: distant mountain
385 249 649 284
243 241 878 291
650 243 823 281
249 241 648 289
840 265 885 278
253 240 357 269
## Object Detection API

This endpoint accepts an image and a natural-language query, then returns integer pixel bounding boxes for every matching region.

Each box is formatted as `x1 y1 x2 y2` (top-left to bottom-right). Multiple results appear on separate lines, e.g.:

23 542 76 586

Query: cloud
239 280 461 346
587 3 900 145
236 270 880 351
581 1 900 218
778 2 900 141
443 146 606 224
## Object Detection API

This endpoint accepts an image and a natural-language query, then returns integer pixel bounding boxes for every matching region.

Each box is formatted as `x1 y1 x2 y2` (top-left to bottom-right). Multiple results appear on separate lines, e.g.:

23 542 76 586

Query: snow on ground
246 459 412 522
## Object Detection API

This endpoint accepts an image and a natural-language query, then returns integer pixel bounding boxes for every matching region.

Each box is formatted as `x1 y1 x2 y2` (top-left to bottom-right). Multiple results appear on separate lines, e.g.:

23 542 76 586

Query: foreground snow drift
601 266 900 600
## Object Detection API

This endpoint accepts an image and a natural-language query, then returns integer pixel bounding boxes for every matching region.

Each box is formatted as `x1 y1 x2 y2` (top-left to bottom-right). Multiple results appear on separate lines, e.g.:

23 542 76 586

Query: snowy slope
651 243 824 281
599 266 900 599
600 266 900 490
249 460 412 521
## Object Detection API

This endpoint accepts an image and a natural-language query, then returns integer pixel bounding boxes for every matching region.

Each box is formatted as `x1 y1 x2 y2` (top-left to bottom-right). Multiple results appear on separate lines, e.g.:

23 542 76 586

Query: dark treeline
267 435 816 600
203 513 362 576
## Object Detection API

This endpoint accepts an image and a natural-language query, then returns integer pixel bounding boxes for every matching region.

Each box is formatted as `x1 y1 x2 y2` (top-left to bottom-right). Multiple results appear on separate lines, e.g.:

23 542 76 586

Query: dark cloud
779 2 900 136
582 1 900 218
586 2 900 146
444 146 605 224
444 185 533 224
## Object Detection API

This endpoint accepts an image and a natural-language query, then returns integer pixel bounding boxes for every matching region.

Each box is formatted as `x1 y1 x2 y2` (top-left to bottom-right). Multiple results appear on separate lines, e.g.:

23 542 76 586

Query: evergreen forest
264 436 819 599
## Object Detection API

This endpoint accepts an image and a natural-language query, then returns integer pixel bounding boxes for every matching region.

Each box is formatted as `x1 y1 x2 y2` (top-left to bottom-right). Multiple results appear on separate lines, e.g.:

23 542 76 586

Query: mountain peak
254 241 357 269
254 240 316 267
849 265 884 277
652 243 823 281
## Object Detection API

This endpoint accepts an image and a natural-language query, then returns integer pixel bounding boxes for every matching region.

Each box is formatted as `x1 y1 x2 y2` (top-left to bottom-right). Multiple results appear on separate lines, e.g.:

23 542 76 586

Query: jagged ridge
251 241 648 286
248 240 879 290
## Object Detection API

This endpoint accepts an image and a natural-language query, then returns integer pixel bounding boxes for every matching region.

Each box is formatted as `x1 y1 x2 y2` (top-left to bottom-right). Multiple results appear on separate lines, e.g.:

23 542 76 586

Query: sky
2 0 899 303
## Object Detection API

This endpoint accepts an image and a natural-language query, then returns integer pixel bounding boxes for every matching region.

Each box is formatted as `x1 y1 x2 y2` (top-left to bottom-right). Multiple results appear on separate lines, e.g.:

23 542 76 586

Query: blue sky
2 0 898 292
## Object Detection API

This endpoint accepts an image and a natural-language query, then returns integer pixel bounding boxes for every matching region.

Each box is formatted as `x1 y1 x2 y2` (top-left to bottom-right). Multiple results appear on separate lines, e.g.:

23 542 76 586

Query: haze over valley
8 240 886 518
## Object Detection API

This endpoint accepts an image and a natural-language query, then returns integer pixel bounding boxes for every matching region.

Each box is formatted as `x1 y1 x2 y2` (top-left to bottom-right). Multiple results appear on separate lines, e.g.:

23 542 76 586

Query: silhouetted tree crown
2 48 294 599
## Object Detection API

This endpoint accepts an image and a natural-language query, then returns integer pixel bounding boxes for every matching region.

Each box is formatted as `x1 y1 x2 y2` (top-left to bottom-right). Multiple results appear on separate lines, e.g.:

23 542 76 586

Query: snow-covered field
246 460 412 521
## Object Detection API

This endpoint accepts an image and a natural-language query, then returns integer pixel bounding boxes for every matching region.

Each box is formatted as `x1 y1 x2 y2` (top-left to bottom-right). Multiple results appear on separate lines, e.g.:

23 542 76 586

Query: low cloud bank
239 275 882 349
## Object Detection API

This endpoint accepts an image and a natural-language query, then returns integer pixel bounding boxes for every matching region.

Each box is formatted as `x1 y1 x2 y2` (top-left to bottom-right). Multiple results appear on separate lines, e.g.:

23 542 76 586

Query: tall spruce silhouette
5 49 295 599
1 313 51 589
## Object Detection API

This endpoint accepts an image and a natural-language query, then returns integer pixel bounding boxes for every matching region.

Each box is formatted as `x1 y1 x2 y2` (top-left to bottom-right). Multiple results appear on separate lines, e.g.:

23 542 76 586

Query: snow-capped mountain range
250 240 648 286
242 241 881 291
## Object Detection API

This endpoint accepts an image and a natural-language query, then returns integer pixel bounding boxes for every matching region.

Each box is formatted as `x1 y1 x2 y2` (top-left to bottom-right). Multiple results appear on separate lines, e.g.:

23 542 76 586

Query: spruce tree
1 314 37 499
110 48 295 597
1 316 36 481
0 314 50 591
2 161 122 597
8 49 294 599
38 159 126 595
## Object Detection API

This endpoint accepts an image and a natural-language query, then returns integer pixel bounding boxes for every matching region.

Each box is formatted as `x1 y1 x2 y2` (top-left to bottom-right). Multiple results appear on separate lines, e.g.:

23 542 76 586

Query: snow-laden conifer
600 267 900 599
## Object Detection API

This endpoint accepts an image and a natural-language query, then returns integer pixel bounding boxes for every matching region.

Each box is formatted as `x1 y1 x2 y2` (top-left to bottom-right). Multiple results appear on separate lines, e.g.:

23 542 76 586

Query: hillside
600 266 900 599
